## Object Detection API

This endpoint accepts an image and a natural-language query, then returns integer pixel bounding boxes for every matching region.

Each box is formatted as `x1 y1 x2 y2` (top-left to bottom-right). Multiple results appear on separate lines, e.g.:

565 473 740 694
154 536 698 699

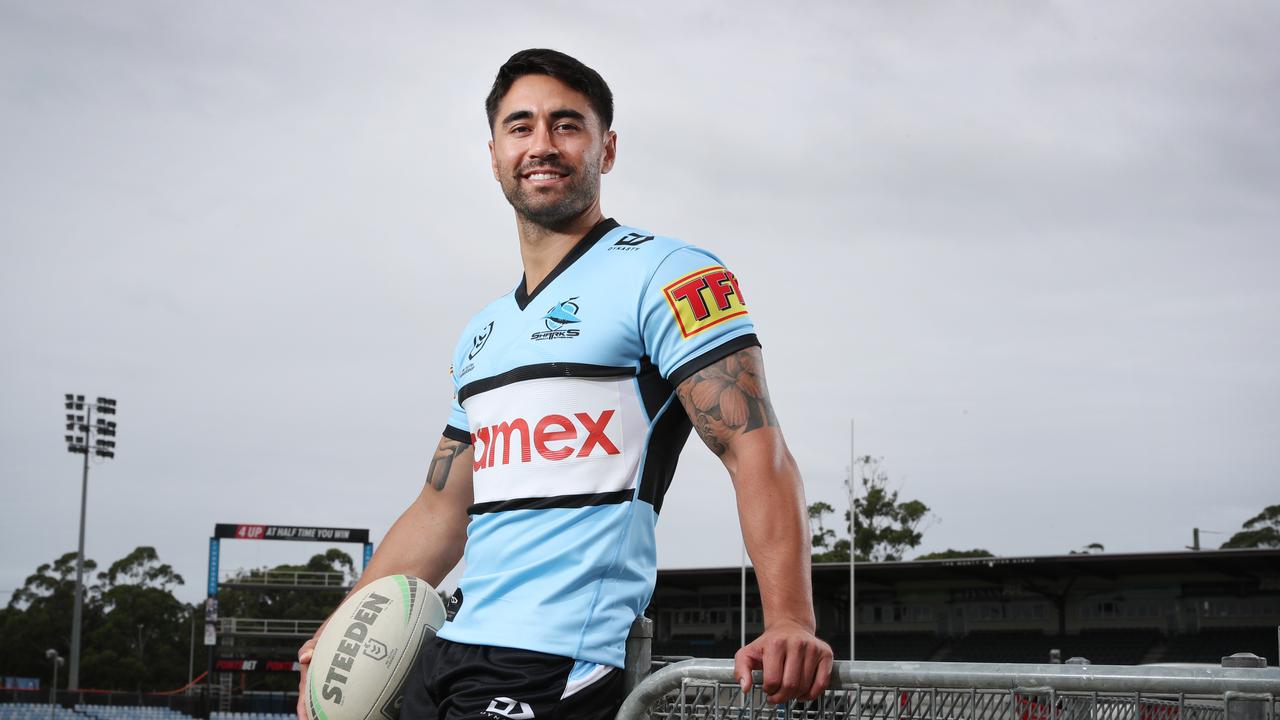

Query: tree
808 456 932 562
85 547 191 691
916 549 994 560
808 501 838 554
1220 505 1280 549
0 548 197 691
0 552 102 683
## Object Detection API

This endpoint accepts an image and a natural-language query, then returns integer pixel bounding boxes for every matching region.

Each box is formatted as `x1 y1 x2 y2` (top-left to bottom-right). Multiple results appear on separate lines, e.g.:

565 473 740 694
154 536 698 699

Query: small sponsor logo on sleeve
661 265 748 339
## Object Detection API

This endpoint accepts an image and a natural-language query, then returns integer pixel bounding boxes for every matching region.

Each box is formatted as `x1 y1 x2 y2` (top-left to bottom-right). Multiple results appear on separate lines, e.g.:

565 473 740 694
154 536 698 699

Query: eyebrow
500 108 588 126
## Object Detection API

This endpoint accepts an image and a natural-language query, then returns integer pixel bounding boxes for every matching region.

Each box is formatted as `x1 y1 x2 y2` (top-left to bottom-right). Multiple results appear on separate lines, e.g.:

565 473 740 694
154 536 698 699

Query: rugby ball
306 575 446 720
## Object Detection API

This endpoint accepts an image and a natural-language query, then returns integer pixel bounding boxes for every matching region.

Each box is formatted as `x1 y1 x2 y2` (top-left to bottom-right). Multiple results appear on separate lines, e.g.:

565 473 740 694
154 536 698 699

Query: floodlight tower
62 393 118 690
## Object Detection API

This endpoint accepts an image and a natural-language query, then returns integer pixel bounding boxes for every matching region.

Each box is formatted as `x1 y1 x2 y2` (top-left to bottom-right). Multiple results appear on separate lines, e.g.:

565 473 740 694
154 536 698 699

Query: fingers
299 637 316 664
296 672 308 720
733 643 761 694
738 631 834 704
807 648 834 701
761 637 787 702
297 639 317 720
794 641 818 702
758 634 835 704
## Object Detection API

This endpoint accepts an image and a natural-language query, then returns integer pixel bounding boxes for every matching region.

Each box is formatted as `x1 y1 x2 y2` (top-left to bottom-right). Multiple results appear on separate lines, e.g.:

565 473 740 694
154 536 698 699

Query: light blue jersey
437 218 758 669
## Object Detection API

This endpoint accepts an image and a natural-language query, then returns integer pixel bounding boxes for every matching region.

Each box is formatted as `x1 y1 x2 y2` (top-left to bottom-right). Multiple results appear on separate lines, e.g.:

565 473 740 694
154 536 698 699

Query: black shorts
401 637 623 720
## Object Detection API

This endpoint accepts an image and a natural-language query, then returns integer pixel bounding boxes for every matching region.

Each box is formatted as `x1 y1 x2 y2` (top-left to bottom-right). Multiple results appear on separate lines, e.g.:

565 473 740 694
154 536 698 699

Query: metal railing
217 618 322 637
220 570 348 589
617 657 1280 720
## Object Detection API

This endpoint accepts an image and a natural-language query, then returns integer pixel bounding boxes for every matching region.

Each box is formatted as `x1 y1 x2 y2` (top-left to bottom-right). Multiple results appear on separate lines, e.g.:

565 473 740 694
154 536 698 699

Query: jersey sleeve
640 246 760 386
442 363 471 444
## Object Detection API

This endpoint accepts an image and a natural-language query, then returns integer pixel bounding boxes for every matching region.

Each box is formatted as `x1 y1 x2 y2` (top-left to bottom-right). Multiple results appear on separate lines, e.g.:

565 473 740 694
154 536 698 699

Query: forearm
730 435 816 631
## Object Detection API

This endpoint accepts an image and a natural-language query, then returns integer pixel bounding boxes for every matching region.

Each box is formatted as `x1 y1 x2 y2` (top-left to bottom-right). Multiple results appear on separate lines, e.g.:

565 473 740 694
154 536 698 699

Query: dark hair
485 49 614 131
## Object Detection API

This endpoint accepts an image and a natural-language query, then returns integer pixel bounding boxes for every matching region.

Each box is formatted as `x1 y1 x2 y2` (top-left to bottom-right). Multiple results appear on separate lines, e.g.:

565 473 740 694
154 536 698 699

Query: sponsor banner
462 376 646 505
214 524 370 543
662 265 748 339
214 658 302 673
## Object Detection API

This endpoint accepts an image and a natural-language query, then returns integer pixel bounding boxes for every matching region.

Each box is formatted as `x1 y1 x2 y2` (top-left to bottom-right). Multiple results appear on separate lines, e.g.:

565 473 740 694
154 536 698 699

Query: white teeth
528 173 562 180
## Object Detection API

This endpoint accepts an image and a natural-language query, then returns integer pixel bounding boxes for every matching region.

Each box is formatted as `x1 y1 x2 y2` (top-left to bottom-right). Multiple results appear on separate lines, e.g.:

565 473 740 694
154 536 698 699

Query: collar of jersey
513 217 620 310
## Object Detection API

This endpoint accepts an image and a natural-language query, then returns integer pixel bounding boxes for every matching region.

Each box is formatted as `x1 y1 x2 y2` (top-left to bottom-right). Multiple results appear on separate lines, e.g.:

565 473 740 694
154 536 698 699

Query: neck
516 202 605 293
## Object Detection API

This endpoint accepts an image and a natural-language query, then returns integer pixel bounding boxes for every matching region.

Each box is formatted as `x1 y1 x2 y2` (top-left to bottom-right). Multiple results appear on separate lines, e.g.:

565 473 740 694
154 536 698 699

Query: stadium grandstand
649 547 1280 665
5 548 1276 716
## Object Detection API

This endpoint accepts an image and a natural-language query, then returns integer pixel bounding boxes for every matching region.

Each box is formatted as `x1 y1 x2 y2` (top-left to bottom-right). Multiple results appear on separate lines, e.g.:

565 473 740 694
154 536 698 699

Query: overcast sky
2 1 1277 607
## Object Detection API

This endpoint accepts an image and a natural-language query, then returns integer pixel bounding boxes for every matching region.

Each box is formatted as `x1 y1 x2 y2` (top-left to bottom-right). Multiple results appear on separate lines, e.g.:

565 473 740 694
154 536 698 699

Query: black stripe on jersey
514 218 620 310
457 362 635 405
442 424 472 444
468 489 633 515
666 333 762 388
635 392 693 515
635 356 668 420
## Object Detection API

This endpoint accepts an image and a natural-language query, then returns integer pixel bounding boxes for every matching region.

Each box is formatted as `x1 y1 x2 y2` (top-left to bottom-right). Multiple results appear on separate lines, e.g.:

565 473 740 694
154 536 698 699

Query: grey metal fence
616 657 1280 720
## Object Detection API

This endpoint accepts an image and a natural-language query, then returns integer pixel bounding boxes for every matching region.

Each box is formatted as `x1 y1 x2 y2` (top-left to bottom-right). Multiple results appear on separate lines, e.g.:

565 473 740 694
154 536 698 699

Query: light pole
848 421 857 661
45 649 64 720
62 393 118 690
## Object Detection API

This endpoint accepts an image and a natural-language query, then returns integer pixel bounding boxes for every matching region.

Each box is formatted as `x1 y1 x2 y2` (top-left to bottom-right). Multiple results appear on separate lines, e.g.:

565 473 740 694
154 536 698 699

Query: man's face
489 74 616 229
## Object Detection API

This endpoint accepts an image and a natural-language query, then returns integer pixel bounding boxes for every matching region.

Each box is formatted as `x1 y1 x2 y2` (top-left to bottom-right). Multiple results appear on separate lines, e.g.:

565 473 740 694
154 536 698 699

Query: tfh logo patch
661 265 748 339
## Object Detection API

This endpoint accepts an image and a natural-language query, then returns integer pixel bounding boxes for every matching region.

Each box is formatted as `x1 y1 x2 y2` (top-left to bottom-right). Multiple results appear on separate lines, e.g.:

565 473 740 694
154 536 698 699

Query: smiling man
299 49 831 718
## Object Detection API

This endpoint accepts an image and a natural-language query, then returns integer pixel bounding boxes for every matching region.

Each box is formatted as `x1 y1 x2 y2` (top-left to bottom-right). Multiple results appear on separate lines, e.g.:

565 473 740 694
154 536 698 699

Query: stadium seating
1072 629 1162 665
947 630 1061 663
1161 626 1279 665
209 713 293 720
0 703 83 720
943 628 1165 665
837 632 945 661
73 706 191 720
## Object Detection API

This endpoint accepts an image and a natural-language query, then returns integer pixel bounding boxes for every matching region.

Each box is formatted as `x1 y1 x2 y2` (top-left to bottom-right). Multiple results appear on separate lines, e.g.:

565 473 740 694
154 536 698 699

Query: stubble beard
502 154 602 231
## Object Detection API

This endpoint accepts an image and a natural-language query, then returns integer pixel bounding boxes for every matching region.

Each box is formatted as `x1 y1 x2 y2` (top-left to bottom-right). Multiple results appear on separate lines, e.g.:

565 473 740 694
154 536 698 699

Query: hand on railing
733 619 833 704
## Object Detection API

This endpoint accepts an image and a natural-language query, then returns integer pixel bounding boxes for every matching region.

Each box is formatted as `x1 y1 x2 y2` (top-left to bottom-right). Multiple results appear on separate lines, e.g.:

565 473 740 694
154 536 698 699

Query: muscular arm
361 435 473 586
676 347 831 702
297 436 472 720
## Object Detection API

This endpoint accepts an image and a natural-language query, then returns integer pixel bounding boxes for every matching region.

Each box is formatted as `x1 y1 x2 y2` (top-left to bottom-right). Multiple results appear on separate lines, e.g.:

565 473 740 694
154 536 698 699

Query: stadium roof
657 548 1280 590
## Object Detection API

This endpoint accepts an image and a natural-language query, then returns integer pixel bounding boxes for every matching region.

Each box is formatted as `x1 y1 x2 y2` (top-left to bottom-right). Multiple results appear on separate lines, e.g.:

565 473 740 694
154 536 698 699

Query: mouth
520 167 570 185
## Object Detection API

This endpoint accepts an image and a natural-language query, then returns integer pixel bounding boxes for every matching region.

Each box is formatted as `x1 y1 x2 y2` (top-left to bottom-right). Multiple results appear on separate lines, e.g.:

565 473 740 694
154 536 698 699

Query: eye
509 124 531 135
555 122 580 133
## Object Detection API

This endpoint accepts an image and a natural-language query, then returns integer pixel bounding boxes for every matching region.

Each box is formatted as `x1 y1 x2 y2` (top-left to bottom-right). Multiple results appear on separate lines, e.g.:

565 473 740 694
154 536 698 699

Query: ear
600 130 617 175
489 138 499 181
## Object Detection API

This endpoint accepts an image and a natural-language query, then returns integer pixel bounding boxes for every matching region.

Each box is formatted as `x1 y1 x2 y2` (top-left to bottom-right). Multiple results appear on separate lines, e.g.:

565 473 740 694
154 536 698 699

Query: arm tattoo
426 438 467 491
675 347 780 457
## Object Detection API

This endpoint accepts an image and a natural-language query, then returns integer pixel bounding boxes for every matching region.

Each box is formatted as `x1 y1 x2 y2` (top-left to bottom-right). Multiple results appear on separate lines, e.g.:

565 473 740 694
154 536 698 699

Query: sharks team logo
532 298 582 340
543 298 581 331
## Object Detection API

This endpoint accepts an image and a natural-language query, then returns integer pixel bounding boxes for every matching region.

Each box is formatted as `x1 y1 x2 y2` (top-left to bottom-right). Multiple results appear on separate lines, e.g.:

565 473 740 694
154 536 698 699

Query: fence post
1221 653 1267 720
623 616 653 695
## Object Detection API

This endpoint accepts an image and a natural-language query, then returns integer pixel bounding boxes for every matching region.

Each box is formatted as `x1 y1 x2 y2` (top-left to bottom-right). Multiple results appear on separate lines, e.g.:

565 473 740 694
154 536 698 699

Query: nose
528 121 559 161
